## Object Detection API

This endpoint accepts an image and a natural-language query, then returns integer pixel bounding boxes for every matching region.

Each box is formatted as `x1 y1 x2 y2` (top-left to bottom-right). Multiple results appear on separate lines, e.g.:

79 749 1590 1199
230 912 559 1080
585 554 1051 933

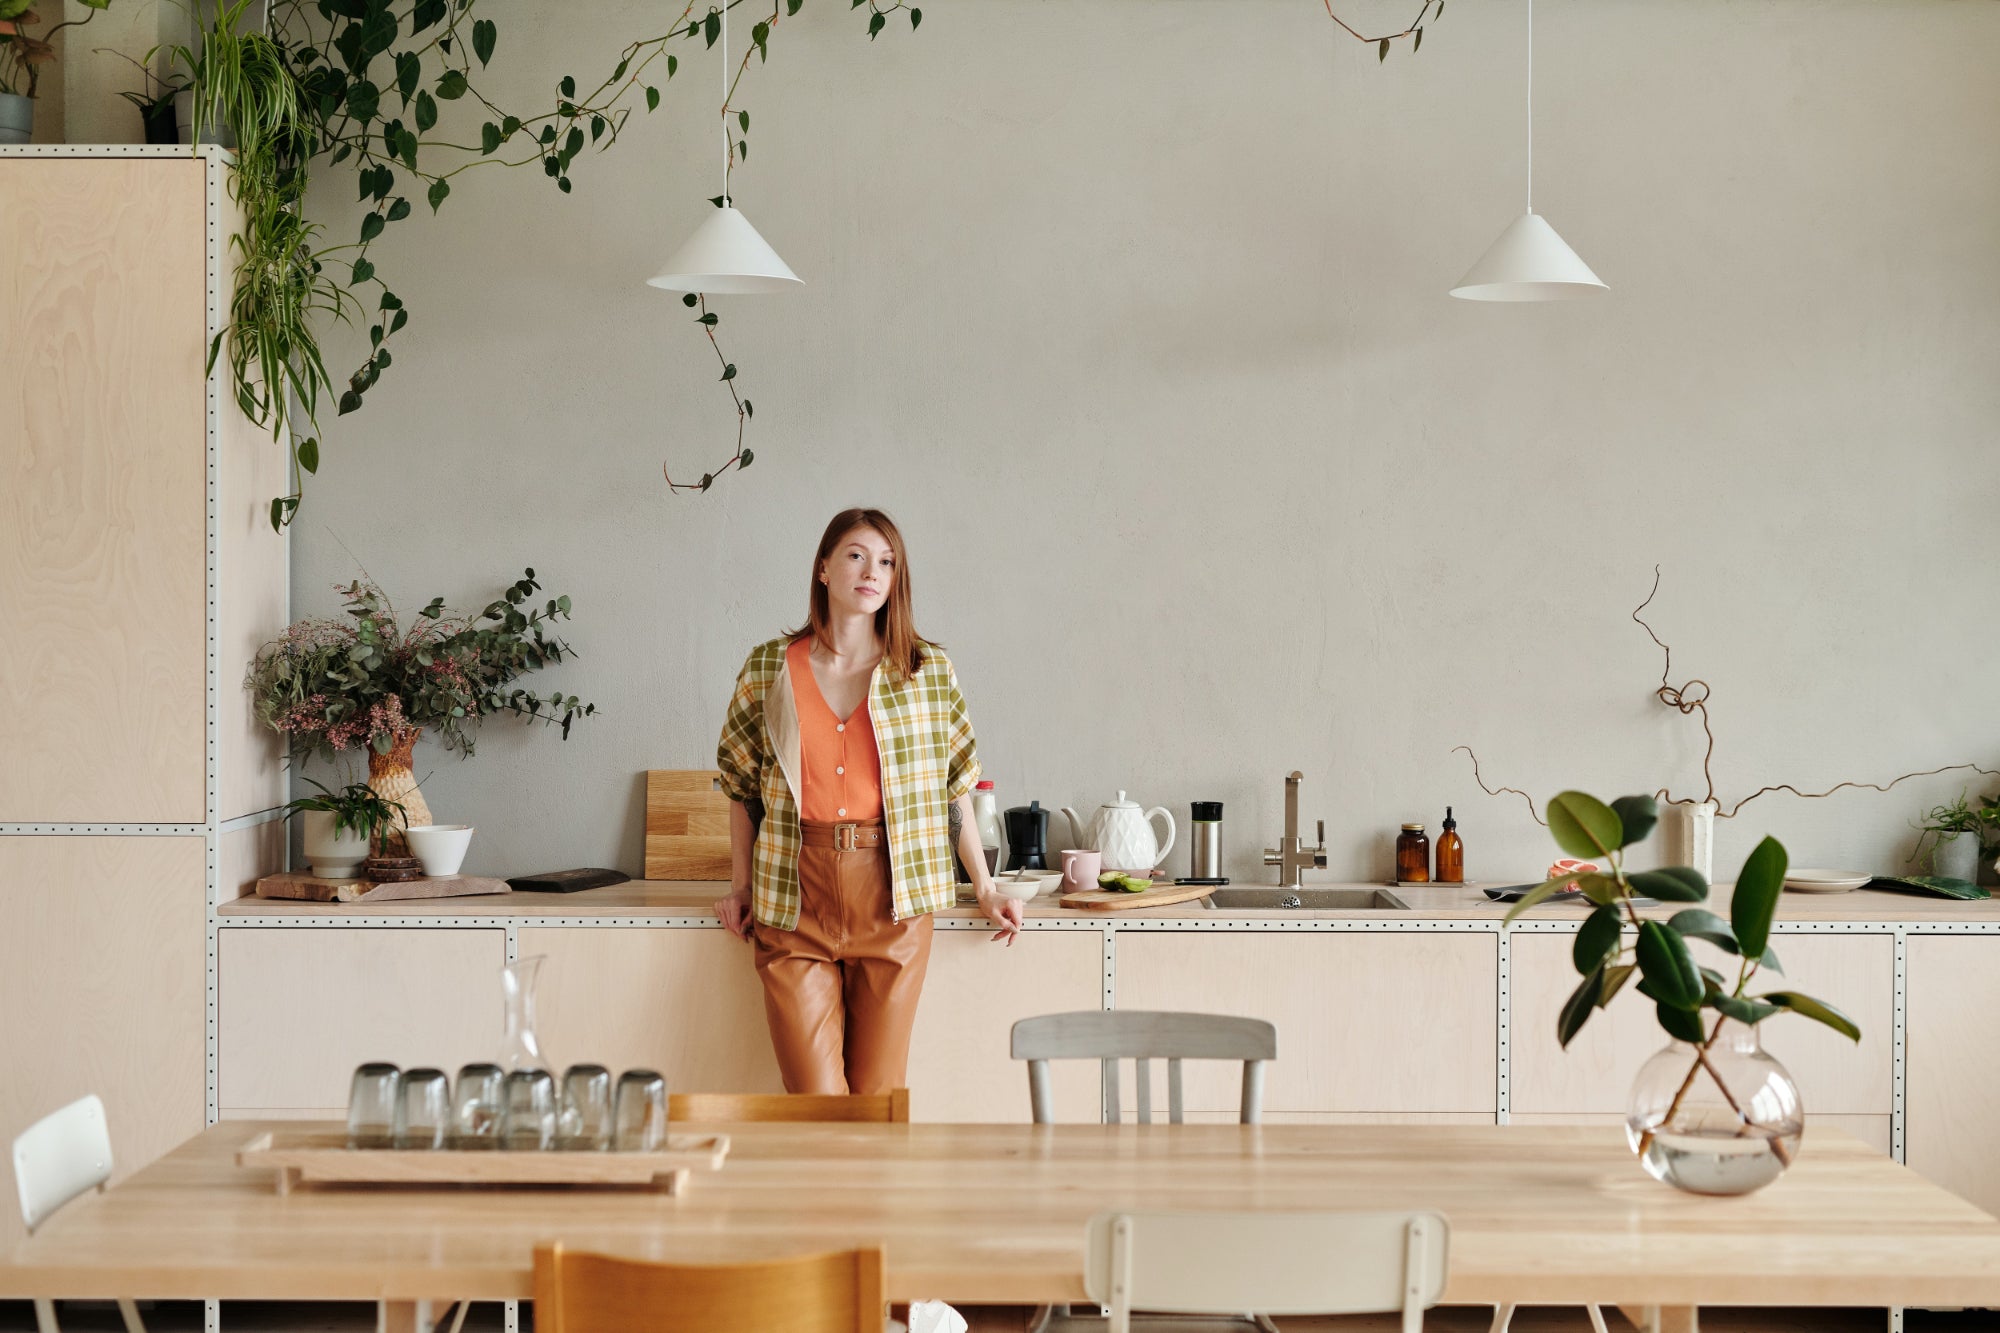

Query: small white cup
403 824 474 877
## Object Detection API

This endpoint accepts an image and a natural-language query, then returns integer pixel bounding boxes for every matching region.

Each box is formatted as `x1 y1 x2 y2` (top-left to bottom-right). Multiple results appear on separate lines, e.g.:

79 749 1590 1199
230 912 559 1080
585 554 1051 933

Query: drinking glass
500 1069 556 1150
346 1063 401 1149
396 1067 449 1149
452 1063 505 1149
559 1064 613 1151
613 1070 669 1153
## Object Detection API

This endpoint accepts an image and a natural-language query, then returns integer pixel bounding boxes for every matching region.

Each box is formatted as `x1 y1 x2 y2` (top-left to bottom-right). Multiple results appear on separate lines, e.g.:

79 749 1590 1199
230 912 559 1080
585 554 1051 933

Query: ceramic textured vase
1626 1024 1802 1196
301 809 369 878
1661 800 1717 883
366 730 432 855
0 92 33 146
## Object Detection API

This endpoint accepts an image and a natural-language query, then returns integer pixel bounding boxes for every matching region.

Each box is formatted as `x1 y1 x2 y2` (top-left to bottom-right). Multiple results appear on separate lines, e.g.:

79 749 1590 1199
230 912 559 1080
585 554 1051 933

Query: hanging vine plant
187 0 1426 525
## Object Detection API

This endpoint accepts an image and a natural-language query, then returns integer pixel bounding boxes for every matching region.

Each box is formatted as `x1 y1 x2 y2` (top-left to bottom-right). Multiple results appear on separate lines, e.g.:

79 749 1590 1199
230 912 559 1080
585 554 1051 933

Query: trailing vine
192 0 1422 523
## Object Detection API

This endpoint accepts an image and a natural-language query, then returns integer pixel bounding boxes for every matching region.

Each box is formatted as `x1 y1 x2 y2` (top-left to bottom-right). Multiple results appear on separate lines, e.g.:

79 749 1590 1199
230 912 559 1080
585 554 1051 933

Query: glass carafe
1626 1022 1802 1196
500 955 553 1076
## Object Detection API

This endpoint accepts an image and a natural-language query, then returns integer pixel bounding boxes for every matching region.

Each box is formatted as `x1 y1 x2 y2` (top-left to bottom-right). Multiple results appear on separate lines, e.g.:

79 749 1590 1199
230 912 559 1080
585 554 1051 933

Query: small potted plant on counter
285 778 406 879
100 46 184 143
246 567 594 852
1508 790 1859 1197
1910 791 1994 886
0 0 110 143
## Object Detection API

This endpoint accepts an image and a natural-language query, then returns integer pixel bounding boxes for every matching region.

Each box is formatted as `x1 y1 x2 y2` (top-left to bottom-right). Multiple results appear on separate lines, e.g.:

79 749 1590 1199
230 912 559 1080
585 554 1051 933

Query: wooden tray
236 1129 731 1195
1058 880 1215 912
255 871 511 904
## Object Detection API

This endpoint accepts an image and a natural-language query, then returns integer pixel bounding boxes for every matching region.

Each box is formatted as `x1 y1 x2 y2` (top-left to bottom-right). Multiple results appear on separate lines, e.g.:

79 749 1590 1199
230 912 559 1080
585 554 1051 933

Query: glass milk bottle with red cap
972 780 1002 877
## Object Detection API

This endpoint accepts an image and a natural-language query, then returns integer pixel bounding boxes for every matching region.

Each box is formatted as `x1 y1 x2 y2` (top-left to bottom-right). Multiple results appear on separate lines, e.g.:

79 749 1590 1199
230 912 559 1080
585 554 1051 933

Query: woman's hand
974 883 1024 946
715 886 753 940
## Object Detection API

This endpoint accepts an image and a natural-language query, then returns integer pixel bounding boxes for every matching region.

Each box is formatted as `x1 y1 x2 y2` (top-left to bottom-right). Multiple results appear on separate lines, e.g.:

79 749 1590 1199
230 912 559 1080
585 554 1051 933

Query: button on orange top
787 636 883 823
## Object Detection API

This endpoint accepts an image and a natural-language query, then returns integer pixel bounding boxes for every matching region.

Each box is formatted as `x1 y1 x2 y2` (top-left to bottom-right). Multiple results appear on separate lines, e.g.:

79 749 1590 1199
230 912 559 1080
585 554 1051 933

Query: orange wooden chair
668 1088 910 1123
535 1242 887 1333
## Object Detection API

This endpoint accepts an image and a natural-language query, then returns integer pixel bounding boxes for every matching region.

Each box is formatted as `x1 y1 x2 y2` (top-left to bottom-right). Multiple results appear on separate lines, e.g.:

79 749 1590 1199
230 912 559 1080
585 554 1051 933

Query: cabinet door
1115 932 1497 1115
520 927 784 1098
218 927 505 1115
1907 937 2000 1215
0 158 208 822
1510 931 1893 1117
0 837 207 1255
908 927 1104 1122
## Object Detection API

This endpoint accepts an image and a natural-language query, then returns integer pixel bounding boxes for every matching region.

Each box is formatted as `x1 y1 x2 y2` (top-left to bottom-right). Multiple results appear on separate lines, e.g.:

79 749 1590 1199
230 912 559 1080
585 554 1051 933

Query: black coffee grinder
1003 800 1051 870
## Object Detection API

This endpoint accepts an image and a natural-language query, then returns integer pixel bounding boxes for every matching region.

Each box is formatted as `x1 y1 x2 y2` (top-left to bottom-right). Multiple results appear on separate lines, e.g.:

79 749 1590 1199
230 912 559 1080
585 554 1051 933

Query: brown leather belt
800 819 885 851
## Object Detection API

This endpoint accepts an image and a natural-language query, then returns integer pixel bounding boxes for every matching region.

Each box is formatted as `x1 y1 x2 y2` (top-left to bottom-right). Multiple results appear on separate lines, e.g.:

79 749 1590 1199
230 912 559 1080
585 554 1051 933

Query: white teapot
1062 792 1177 874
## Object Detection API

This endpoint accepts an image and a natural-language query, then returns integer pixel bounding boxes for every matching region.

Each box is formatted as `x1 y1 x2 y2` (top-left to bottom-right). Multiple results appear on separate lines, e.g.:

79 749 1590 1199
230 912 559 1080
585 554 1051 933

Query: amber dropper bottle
1435 807 1464 884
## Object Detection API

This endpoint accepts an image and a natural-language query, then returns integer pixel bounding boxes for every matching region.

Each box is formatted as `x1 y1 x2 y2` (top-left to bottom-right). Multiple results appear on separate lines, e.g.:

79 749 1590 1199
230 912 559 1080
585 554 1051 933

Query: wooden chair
12 1094 146 1333
1010 1011 1276 1124
535 1241 886 1333
668 1089 910 1122
1082 1210 1449 1333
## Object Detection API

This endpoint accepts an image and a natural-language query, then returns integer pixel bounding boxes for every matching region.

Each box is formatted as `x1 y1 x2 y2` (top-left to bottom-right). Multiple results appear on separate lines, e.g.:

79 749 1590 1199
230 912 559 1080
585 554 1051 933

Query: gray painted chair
1010 1011 1276 1126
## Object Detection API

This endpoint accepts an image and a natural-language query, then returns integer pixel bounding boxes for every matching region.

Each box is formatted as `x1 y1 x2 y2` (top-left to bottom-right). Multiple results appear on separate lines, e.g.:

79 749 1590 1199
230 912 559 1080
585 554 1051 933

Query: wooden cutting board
255 871 510 904
645 769 732 880
1058 880 1216 912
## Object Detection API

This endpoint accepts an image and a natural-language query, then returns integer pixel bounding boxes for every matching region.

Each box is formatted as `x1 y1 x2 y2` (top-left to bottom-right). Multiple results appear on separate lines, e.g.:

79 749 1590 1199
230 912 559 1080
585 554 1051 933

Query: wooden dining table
5 1120 2000 1333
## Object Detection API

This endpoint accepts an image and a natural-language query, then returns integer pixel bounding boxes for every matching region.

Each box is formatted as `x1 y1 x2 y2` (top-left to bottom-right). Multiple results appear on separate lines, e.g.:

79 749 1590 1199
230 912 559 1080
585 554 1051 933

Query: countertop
215 877 2000 924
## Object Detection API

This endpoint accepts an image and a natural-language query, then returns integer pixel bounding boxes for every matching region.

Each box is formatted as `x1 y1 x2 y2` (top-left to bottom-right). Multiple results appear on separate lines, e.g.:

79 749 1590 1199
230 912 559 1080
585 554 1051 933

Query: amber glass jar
1435 807 1464 884
1395 823 1430 883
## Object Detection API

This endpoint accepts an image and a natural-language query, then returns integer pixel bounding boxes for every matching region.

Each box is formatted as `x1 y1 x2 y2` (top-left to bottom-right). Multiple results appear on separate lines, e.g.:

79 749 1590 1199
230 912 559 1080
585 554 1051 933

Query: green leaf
297 437 319 474
1610 794 1659 847
502 115 522 136
557 176 572 193
1731 835 1788 960
428 178 451 212
481 122 502 154
739 447 754 467
742 400 753 419
910 6 922 28
1558 965 1601 1048
437 69 468 100
1759 945 1783 975
390 309 409 334
564 125 584 158
591 115 606 142
1378 36 1390 61
752 21 769 59
560 73 576 99
346 79 380 121
1573 905 1623 975
360 212 385 243
1710 994 1780 1025
412 0 446 33
414 90 438 132
1628 868 1708 902
704 10 720 46
351 258 375 283
1761 991 1863 1041
473 18 496 66
682 292 699 307
719 363 736 381
1413 24 1421 51
1547 791 1622 860
394 52 419 105
1577 873 1624 906
697 312 719 326
787 0 802 13
1599 962 1635 1007
1667 908 1738 954
1636 920 1703 1010
338 390 363 415
387 197 412 222
1866 875 1990 901
738 138 748 161
1500 869 1589 923
646 85 661 111
868 10 885 37
669 53 678 76
1656 1000 1707 1043
269 497 286 533
738 110 750 133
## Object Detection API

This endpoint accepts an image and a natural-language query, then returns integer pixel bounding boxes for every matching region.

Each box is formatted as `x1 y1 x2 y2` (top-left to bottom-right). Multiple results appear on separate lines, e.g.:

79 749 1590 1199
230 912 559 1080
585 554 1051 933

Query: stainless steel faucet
1263 770 1328 888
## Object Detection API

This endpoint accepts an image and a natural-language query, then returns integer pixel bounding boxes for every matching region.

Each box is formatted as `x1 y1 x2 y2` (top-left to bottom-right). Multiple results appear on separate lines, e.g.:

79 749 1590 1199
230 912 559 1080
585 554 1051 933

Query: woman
713 507 1022 1095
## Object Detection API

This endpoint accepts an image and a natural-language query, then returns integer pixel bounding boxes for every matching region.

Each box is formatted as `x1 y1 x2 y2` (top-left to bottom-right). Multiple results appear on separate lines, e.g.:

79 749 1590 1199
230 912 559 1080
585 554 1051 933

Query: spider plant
283 777 408 855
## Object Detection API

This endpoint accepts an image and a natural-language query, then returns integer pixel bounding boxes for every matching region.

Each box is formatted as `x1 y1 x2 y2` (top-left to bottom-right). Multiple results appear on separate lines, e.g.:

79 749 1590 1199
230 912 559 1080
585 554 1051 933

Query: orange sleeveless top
786 636 883 823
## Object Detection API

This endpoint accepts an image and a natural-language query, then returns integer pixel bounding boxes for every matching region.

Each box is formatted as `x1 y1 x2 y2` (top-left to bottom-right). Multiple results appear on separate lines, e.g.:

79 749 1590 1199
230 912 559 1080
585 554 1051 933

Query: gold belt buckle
834 822 860 851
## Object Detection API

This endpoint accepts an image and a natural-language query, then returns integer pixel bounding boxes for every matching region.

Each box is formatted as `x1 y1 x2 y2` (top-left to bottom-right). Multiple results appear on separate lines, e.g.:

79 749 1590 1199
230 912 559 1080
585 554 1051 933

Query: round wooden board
1057 881 1215 912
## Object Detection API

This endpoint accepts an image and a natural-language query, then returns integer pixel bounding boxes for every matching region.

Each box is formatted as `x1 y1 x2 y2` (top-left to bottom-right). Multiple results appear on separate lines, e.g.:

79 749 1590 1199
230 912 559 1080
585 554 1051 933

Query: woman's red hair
790 508 930 678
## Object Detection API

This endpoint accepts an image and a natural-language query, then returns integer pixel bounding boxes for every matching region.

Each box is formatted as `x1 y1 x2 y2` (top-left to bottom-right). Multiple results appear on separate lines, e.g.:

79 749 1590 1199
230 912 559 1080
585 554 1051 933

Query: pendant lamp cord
720 1 729 205
1525 0 1534 214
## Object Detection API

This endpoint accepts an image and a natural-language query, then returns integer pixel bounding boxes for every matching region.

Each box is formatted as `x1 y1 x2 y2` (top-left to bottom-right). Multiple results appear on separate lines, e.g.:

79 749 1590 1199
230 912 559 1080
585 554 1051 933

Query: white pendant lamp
646 2 801 294
1450 0 1605 302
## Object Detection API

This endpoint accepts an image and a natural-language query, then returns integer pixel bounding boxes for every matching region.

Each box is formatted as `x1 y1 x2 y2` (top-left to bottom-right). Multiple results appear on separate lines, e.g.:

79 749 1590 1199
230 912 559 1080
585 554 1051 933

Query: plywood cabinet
1510 932 1894 1117
1115 931 1498 1116
1906 936 2000 1217
218 928 505 1116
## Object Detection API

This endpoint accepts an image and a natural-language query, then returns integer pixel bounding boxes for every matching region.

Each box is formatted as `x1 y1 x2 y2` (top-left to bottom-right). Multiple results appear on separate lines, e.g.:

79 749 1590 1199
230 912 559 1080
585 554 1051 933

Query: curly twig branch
1633 565 1717 807
1454 746 1546 826
1720 765 2000 820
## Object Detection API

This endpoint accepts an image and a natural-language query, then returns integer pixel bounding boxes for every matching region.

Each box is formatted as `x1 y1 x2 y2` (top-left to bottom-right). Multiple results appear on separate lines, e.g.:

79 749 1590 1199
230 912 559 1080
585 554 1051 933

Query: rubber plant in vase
247 568 594 853
1508 790 1861 1196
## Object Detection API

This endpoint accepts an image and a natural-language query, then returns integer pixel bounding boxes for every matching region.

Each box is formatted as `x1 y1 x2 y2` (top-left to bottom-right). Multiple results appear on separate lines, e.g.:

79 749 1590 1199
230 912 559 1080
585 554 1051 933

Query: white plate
1783 868 1872 893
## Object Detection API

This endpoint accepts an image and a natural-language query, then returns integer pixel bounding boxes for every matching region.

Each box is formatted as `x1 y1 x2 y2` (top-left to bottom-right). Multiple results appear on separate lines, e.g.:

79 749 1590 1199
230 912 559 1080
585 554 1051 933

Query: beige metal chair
1010 1010 1276 1124
1084 1209 1449 1333
12 1094 146 1333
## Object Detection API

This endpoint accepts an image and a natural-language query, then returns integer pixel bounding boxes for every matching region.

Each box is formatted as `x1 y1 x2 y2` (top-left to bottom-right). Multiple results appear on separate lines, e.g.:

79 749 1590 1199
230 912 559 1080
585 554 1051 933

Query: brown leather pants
752 819 933 1095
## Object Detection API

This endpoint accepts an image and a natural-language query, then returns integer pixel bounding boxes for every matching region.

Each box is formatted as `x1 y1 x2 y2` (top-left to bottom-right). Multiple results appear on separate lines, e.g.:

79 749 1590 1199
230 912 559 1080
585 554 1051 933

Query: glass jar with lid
1395 823 1431 883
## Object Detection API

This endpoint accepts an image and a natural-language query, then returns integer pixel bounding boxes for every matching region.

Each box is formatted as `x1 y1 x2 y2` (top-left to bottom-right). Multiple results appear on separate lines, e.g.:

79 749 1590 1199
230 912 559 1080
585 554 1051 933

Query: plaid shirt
716 635 982 929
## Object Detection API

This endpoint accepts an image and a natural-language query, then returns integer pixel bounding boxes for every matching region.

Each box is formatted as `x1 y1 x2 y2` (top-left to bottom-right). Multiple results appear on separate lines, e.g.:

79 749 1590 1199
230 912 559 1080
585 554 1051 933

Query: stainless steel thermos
1188 801 1225 882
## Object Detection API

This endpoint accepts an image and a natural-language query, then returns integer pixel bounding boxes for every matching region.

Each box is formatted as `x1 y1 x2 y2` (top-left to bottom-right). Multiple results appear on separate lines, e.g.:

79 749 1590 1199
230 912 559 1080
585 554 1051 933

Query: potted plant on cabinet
0 0 110 143
285 778 406 879
246 567 594 853
1508 790 1860 1196
1910 791 1993 885
100 47 184 143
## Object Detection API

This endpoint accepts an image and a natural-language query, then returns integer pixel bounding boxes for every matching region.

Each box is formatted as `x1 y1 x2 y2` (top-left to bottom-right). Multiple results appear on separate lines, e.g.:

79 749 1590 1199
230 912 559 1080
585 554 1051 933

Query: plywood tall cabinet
0 144 289 1256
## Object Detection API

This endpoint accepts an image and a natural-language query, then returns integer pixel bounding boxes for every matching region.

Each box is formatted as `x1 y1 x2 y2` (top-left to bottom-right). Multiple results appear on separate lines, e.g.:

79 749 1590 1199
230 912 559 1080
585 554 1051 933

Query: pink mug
1060 849 1102 891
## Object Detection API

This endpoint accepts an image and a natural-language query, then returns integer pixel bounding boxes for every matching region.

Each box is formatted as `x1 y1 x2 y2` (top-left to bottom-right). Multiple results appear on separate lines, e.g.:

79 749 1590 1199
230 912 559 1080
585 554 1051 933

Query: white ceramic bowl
991 870 1062 901
404 824 474 878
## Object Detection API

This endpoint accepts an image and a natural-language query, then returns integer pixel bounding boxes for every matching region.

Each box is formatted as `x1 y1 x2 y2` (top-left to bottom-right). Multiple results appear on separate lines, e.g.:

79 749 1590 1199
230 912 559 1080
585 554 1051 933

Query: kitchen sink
1205 887 1411 911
